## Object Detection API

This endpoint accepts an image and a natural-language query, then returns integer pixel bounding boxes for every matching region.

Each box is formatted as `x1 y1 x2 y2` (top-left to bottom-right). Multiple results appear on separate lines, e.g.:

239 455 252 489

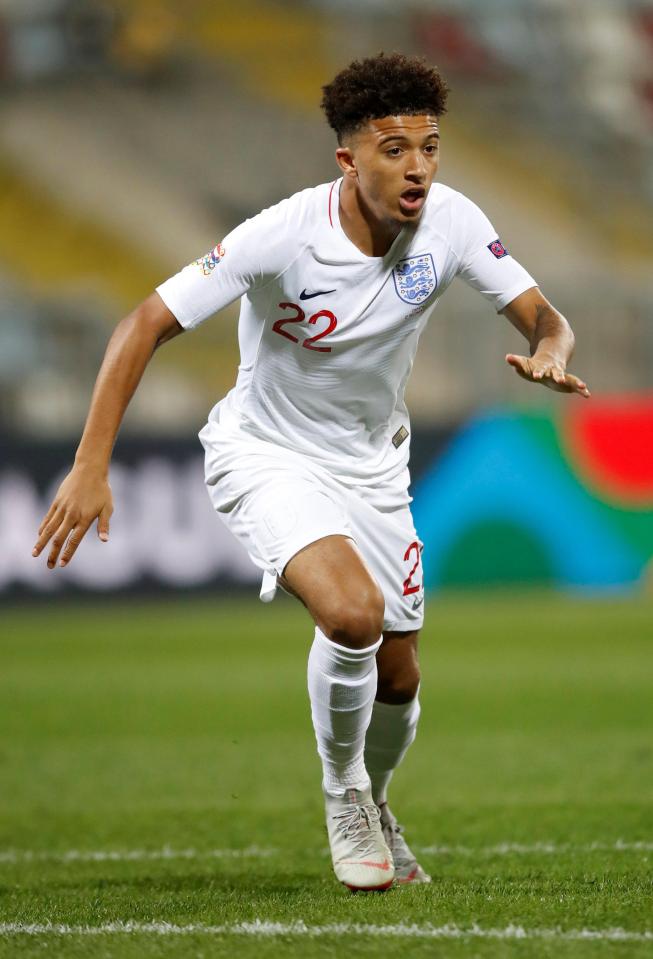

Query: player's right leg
336 491 429 884
200 439 395 889
283 534 394 891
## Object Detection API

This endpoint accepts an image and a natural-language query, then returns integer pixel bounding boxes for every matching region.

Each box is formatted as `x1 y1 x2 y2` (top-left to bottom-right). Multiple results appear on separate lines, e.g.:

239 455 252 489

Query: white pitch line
0 921 651 942
0 840 650 865
417 840 653 855
0 846 277 864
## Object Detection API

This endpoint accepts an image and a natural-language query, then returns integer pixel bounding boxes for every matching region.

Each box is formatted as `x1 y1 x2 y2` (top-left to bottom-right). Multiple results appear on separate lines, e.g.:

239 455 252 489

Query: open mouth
399 187 426 212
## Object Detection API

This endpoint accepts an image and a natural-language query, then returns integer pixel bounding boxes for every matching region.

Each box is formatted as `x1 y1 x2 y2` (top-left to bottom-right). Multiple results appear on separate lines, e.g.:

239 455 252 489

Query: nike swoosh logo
299 288 336 300
412 596 424 611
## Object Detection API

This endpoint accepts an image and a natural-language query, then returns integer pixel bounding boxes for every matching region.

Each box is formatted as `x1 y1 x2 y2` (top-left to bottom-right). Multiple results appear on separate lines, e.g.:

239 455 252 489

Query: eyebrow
378 132 440 145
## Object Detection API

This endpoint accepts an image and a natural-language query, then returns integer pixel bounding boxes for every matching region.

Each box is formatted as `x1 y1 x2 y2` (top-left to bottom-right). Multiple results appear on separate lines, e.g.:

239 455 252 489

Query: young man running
33 53 590 892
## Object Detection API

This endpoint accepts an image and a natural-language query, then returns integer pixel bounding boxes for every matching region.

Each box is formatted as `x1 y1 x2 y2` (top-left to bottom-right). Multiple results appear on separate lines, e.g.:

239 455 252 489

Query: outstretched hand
32 466 113 569
506 353 590 398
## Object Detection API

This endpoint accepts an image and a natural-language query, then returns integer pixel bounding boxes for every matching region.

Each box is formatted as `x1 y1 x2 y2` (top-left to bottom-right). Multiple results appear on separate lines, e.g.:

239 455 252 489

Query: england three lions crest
393 254 437 305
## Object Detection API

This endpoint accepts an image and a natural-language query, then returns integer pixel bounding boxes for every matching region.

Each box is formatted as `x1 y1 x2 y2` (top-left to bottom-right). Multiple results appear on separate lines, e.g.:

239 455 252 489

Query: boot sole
344 879 394 893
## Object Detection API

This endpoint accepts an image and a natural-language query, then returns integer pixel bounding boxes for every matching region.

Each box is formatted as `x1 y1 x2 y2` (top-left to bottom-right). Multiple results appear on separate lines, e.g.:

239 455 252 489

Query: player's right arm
32 292 183 570
33 189 309 569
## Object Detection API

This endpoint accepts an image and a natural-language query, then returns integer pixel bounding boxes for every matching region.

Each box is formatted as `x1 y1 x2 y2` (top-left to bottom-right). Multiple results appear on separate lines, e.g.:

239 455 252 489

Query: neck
338 178 401 257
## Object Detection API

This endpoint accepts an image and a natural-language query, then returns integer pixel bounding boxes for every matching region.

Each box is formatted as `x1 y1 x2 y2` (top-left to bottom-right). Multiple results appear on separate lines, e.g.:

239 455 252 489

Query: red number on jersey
272 302 305 343
272 303 338 353
302 310 337 352
402 541 422 596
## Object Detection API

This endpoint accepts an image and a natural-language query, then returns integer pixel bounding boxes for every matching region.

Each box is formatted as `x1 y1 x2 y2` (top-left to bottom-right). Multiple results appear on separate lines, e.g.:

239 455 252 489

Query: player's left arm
501 287 590 398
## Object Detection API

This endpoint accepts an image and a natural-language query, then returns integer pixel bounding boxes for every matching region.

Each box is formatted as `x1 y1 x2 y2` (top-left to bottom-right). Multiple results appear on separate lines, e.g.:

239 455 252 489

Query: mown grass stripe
0 921 651 942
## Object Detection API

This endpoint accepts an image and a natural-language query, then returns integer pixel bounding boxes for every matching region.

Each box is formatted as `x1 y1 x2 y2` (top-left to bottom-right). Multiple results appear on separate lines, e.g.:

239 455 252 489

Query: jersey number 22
272 302 337 353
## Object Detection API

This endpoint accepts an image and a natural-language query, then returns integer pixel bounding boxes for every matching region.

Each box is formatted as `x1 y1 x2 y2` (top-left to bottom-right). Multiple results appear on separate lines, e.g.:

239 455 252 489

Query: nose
405 149 428 182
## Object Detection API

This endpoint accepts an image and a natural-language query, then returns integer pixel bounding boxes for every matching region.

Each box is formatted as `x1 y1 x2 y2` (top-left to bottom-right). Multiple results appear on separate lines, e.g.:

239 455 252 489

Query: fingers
538 368 591 397
97 505 111 543
32 507 65 559
506 354 590 397
505 353 560 382
505 354 532 380
32 510 75 569
530 358 567 384
59 517 94 567
32 469 113 569
505 353 526 371
45 513 78 569
33 505 110 568
563 373 591 398
38 501 58 537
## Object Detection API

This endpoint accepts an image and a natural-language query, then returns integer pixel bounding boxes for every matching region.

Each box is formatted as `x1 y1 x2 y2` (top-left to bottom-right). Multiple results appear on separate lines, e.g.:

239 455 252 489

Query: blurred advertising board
412 396 653 592
0 437 257 597
2 396 652 597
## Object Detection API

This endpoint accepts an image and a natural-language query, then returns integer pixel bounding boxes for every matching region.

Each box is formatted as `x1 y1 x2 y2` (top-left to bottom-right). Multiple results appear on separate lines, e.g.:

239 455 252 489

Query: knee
324 586 385 649
377 661 421 704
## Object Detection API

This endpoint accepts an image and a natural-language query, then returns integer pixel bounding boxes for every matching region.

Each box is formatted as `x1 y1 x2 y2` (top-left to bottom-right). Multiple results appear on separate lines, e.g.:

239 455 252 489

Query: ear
335 146 357 179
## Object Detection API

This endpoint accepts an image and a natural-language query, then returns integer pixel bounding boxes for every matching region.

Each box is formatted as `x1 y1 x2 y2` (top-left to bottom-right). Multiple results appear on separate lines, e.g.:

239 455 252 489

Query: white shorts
201 422 425 633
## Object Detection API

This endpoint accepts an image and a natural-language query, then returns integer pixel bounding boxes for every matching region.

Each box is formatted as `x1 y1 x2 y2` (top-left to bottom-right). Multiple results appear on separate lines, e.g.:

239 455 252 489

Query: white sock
307 626 382 797
364 693 421 806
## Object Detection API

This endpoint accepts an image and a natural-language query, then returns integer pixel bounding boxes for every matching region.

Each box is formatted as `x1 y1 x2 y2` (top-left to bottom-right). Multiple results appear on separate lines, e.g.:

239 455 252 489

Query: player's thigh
284 534 385 647
346 496 425 634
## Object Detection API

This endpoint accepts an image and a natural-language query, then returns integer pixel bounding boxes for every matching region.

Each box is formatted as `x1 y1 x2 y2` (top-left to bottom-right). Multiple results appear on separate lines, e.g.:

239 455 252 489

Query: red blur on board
563 394 653 506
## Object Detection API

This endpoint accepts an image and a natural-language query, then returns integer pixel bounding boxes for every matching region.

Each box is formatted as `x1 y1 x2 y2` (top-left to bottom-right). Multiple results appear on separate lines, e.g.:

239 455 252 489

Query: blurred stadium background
1 0 652 596
1 4 652 951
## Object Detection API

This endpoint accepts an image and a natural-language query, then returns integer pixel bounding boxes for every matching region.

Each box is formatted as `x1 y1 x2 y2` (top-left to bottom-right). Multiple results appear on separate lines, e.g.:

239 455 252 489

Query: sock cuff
314 627 383 661
371 691 421 723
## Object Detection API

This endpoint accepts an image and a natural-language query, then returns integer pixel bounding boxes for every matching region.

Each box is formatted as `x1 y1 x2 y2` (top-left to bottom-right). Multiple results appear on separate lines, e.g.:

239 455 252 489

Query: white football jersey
156 179 536 498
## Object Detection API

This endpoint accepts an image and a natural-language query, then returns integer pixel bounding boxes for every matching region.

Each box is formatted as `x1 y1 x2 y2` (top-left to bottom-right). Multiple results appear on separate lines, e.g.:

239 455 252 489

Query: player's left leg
367 629 421 802
364 629 431 884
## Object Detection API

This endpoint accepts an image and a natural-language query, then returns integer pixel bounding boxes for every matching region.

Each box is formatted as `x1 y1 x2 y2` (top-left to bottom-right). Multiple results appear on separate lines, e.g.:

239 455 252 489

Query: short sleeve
456 196 537 312
155 198 298 329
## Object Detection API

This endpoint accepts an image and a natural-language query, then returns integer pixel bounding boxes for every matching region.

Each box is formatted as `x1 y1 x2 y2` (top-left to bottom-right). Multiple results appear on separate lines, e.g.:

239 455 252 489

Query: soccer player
33 53 590 891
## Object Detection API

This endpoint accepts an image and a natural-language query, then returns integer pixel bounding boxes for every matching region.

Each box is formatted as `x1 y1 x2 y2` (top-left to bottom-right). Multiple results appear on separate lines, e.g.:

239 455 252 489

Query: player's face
338 115 440 224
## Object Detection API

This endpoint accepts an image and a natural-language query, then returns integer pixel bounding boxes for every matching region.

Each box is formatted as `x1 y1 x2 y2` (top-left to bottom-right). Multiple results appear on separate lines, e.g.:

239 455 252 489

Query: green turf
1 592 652 958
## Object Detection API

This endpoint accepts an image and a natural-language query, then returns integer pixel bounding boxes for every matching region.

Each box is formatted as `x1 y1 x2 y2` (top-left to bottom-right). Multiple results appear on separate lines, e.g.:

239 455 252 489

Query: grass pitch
1 591 652 958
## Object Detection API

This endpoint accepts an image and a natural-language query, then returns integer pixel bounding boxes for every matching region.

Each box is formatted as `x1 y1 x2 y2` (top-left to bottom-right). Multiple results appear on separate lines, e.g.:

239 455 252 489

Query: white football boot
378 802 431 884
324 786 395 891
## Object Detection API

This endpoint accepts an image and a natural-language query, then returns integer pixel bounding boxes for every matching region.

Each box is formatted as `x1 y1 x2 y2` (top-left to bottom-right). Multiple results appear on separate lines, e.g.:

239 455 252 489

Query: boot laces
381 810 413 863
333 803 382 857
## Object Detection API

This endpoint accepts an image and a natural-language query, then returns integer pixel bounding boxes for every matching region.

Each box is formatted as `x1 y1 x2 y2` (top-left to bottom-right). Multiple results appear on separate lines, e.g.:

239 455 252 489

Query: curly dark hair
321 52 449 143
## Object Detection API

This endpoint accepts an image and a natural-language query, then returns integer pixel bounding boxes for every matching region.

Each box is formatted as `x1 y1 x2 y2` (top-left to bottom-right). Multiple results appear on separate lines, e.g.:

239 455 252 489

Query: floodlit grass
1 592 652 958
